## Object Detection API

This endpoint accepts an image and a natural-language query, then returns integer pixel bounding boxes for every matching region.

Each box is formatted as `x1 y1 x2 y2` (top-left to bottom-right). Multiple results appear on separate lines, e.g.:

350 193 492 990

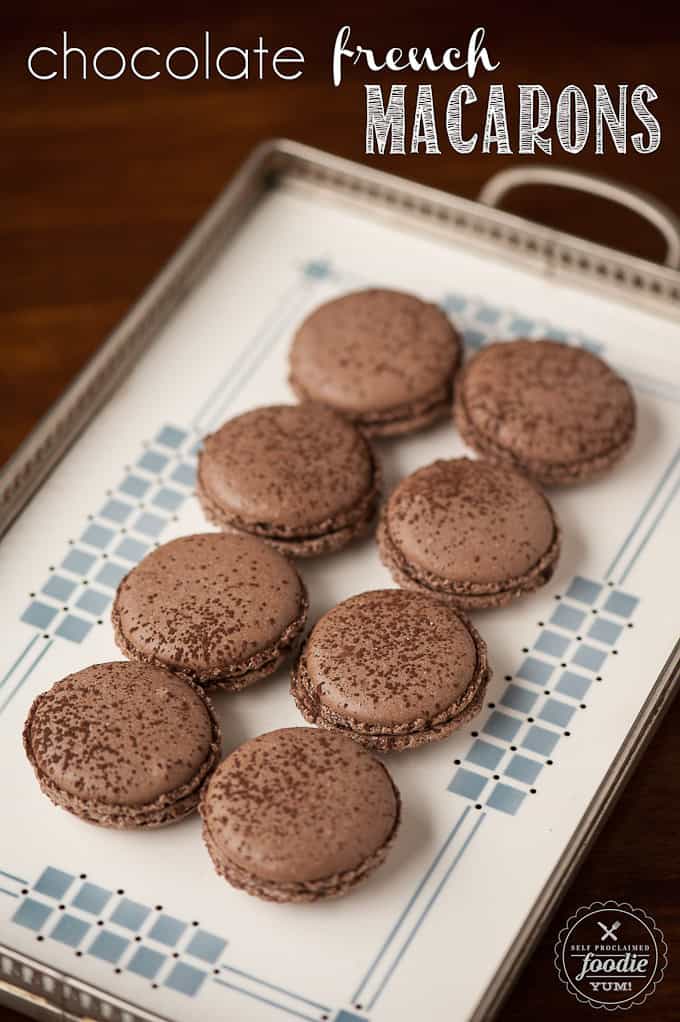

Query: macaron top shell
198 404 375 530
27 662 214 806
458 339 635 470
290 288 460 415
201 728 398 884
304 590 478 725
113 533 305 679
385 458 556 586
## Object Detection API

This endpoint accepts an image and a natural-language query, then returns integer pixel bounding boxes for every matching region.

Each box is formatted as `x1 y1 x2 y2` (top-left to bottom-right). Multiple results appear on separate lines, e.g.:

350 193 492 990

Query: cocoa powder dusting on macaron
24 661 221 828
290 289 462 435
200 727 400 901
197 403 381 555
455 339 636 484
112 533 308 689
378 457 560 609
292 590 490 749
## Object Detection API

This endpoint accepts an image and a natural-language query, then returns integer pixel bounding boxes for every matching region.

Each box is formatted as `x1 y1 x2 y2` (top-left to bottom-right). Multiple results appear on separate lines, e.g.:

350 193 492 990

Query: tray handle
478 166 680 269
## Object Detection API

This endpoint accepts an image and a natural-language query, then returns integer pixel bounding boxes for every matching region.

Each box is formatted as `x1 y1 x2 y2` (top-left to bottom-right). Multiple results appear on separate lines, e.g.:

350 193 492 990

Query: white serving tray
1 142 679 1022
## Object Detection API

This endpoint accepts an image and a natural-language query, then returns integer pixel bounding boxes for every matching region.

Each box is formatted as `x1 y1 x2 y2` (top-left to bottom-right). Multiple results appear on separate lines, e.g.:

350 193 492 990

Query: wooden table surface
2 4 678 1020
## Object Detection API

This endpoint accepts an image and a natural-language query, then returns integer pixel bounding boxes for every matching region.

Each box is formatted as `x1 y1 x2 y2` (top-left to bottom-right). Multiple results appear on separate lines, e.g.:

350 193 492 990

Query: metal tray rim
1 138 678 1022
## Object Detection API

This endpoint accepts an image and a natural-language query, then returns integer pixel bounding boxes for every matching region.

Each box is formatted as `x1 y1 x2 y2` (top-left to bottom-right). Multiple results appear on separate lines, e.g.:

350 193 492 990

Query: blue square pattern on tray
508 316 536 335
138 450 169 474
441 570 639 817
6 859 241 1002
466 739 504 771
12 898 52 932
441 292 468 313
133 512 166 538
550 603 586 632
21 601 57 630
566 576 603 605
539 698 575 728
89 930 129 964
486 783 526 815
171 462 196 488
42 575 77 602
516 657 554 686
61 549 96 576
447 768 487 801
119 474 151 499
535 630 571 658
110 898 150 931
501 685 537 714
72 882 111 915
55 614 92 643
95 561 128 589
462 328 485 350
114 537 150 563
483 711 521 743
148 913 187 947
475 304 501 325
522 725 560 757
34 867 74 900
165 962 206 997
186 930 226 964
157 426 188 449
604 590 639 618
556 670 592 701
153 487 183 512
76 589 110 617
128 946 167 979
51 914 90 948
572 644 607 672
17 422 199 645
99 499 134 525
588 617 623 645
81 523 115 549
505 754 542 786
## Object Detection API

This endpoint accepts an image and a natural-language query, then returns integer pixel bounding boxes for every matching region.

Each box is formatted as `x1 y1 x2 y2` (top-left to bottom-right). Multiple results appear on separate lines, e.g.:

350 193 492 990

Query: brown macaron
378 457 560 609
197 403 381 557
455 339 636 485
112 533 308 690
292 589 491 751
23 661 221 828
289 288 462 436
200 727 401 903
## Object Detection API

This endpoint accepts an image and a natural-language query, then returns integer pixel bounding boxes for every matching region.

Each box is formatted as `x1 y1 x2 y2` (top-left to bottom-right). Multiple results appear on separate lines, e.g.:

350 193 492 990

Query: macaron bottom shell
201 789 401 903
377 510 561 610
291 625 491 752
111 532 310 690
454 390 636 487
28 768 215 829
23 666 222 828
289 376 455 438
196 456 381 558
112 594 309 692
453 338 637 486
199 727 401 903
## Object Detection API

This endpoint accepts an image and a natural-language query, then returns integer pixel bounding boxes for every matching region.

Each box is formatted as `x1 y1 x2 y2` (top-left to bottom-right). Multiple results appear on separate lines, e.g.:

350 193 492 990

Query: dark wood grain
1 4 678 1020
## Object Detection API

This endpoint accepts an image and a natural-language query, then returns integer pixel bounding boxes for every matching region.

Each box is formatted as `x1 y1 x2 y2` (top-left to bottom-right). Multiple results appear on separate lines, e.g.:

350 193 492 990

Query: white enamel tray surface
1 160 679 1022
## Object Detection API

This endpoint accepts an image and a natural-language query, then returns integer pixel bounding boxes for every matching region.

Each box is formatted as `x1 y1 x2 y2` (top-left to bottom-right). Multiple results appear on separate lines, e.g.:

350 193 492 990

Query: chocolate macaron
197 403 380 556
113 533 308 689
23 661 221 828
289 288 462 436
292 589 490 750
378 457 560 609
200 727 401 902
455 339 636 484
